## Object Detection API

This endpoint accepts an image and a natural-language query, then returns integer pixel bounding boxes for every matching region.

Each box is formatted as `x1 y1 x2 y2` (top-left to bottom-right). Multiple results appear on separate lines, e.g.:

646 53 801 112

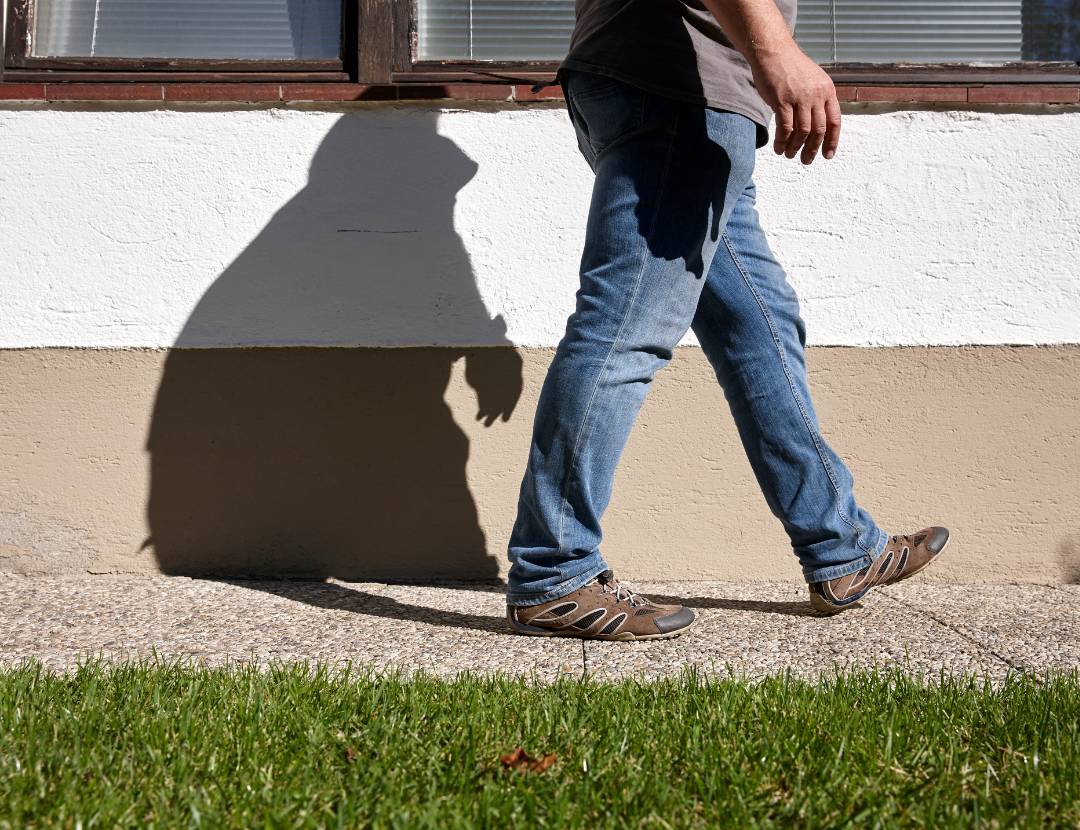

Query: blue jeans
506 71 886 606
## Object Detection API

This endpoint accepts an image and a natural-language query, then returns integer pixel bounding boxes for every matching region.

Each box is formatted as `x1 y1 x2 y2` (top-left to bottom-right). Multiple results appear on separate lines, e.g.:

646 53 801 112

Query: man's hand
754 44 841 164
703 0 841 165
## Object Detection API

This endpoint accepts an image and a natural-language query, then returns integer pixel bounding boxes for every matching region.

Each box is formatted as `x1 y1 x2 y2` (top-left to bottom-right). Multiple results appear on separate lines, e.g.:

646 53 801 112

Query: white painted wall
1 102 1078 348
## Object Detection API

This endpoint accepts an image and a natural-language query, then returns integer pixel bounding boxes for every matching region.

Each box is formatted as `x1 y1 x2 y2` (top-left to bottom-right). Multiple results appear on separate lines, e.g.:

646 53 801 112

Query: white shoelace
598 579 647 608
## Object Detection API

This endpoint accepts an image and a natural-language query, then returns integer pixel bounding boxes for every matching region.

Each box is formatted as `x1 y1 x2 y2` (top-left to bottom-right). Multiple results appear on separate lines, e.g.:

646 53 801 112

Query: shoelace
599 579 647 608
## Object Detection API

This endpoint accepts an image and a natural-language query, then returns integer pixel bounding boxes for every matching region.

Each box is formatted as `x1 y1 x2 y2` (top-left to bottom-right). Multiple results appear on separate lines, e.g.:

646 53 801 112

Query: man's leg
691 180 885 581
691 181 948 607
506 73 758 610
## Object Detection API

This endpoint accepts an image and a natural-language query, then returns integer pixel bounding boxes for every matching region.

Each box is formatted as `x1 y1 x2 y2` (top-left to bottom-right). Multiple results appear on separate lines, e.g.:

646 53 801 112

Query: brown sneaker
809 527 950 615
507 570 695 641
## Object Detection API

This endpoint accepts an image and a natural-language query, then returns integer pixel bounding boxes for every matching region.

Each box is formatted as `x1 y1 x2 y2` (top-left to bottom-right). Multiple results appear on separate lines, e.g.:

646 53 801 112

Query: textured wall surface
1 102 1078 349
1 346 1078 582
1 100 1078 581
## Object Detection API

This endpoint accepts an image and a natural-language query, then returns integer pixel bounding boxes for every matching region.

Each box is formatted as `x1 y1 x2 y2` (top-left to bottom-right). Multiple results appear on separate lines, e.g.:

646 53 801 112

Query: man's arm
702 0 841 165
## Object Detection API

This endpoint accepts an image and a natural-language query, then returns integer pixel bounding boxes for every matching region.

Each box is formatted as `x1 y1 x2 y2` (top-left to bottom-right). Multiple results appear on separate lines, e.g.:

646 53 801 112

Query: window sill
0 81 1077 105
0 82 567 102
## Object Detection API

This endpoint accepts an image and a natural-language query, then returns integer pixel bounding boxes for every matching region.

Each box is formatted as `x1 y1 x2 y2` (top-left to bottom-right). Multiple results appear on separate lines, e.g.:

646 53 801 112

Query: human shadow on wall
146 112 523 582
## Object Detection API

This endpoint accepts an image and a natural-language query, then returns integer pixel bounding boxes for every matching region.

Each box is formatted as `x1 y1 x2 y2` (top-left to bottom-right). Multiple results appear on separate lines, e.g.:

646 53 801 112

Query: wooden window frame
5 0 1080 87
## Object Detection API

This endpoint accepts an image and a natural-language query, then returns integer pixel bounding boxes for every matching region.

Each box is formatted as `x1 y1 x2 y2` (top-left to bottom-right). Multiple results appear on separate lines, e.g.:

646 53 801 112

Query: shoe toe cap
653 605 695 634
927 526 950 553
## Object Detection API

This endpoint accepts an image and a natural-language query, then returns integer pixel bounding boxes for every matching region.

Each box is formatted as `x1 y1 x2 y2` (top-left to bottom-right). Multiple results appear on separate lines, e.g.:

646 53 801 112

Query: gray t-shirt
561 0 797 146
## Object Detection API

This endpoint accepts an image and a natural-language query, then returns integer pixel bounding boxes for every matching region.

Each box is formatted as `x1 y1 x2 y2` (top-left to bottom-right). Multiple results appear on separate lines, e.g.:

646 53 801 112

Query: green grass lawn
2 659 1078 829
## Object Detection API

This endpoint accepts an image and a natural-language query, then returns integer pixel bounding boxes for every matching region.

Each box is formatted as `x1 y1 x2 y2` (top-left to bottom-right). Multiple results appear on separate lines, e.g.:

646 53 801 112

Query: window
4 0 350 76
418 0 574 61
795 0 1080 63
32 0 341 59
4 0 1079 84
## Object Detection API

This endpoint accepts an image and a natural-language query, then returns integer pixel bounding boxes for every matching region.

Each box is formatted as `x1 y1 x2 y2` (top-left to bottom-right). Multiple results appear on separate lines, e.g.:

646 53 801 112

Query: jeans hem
803 527 888 584
505 562 609 607
803 526 885 578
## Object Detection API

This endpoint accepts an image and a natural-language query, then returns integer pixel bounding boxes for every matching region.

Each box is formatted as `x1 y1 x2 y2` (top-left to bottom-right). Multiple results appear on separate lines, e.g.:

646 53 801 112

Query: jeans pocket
567 74 646 155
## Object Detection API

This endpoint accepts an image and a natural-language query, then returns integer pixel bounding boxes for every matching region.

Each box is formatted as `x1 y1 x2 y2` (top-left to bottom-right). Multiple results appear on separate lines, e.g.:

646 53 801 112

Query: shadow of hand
466 342 524 426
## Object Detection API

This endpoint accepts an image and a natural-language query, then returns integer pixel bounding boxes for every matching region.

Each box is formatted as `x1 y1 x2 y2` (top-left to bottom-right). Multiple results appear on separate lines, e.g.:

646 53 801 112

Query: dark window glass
1024 0 1080 60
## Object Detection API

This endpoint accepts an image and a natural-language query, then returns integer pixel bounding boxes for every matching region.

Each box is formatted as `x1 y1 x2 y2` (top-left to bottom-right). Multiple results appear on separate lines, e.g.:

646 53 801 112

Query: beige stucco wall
2 345 1077 583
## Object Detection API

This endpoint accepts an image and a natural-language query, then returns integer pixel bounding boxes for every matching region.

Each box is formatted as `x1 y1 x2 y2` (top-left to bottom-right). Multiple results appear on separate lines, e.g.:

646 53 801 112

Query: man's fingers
800 103 827 165
822 96 842 160
784 103 812 159
779 92 841 165
773 104 793 156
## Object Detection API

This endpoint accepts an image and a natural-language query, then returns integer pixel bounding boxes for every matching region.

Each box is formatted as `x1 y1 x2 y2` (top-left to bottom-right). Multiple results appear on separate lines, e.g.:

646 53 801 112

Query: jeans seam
556 103 683 558
721 233 868 552
575 83 646 158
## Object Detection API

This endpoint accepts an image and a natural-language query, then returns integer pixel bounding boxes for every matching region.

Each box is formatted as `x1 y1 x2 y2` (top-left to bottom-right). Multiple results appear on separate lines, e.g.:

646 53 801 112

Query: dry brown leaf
345 746 358 763
499 747 557 773
500 747 530 770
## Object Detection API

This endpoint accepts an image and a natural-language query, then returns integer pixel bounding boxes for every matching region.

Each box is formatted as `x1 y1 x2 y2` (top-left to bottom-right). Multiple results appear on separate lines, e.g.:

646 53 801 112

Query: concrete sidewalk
1 575 1076 680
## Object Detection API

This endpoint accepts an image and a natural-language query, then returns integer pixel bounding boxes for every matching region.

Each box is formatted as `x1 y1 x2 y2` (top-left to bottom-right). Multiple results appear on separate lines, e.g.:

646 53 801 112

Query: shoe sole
809 532 951 616
506 608 695 641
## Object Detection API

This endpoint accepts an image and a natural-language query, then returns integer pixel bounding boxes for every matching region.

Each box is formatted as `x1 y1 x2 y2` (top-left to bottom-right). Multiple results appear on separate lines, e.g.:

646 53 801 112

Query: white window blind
30 0 1075 64
418 0 575 60
32 0 341 59
794 0 1024 62
418 0 1076 64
